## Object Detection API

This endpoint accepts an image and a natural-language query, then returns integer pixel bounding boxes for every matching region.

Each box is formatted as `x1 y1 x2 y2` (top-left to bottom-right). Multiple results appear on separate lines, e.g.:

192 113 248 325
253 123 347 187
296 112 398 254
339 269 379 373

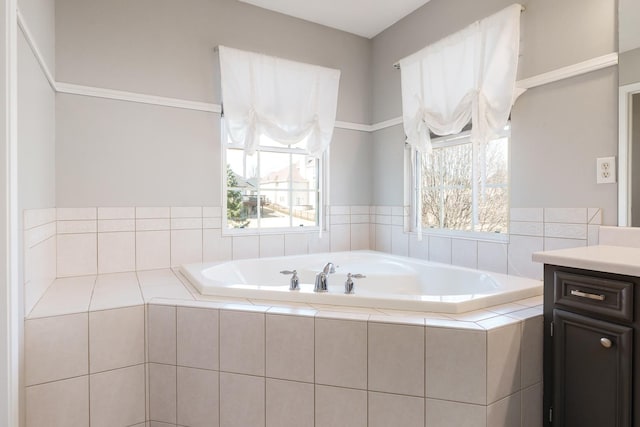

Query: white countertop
533 245 640 277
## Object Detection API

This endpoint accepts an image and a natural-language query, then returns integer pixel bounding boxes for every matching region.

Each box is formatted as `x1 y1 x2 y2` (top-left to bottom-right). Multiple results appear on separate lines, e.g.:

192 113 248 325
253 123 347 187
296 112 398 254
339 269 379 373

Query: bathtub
180 250 542 313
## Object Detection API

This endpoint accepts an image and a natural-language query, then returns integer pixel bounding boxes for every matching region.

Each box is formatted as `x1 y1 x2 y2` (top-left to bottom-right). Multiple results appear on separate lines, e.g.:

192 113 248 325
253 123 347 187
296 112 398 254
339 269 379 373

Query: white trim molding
516 53 619 90
56 82 222 113
333 120 371 132
371 52 620 133
4 0 21 425
618 81 640 226
370 116 404 132
16 8 55 91
17 6 619 134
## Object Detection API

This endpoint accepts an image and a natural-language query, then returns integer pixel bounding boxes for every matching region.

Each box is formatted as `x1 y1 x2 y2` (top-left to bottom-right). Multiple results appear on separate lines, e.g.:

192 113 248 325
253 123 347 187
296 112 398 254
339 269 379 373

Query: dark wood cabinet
544 265 640 427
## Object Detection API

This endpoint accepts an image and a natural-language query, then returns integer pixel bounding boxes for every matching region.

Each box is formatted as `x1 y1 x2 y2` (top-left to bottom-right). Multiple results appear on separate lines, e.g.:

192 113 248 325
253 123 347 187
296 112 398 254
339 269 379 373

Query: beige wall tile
149 363 177 424
57 233 97 277
26 376 89 427
426 326 486 405
148 304 176 365
315 385 366 427
220 372 265 427
350 223 370 251
98 231 135 273
425 398 486 427
477 241 508 274
232 235 259 260
487 392 521 427
28 275 95 319
89 272 143 311
57 207 97 221
136 230 170 270
266 313 314 383
90 365 145 427
451 238 478 269
507 235 543 280
97 207 135 220
429 236 452 264
136 207 170 219
25 313 88 386
487 323 521 404
220 309 265 376
521 383 543 427
170 229 203 266
89 305 145 373
330 224 350 252
266 379 314 427
284 232 309 255
368 322 424 396
368 391 424 427
24 236 57 316
521 315 543 388
177 306 219 370
177 367 219 427
203 229 232 262
315 318 367 389
260 234 284 257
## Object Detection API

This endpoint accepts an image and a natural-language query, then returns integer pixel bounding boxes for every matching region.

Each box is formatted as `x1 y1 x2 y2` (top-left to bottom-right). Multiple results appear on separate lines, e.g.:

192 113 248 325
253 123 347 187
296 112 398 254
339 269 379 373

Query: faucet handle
345 273 366 294
280 270 300 291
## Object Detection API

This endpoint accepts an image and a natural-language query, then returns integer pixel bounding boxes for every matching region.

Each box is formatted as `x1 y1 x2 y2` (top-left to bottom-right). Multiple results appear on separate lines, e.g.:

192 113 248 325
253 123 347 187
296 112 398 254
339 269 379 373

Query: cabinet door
553 309 632 427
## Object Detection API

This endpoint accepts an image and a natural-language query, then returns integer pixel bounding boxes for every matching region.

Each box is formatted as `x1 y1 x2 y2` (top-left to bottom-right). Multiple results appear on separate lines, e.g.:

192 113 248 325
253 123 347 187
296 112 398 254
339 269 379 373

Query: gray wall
17 0 55 76
55 0 373 207
18 31 55 210
370 0 619 224
510 68 617 223
620 47 640 86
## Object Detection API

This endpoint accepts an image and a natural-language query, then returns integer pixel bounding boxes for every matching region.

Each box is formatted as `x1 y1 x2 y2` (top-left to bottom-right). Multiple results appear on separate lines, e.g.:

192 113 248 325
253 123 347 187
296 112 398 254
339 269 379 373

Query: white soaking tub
180 250 542 313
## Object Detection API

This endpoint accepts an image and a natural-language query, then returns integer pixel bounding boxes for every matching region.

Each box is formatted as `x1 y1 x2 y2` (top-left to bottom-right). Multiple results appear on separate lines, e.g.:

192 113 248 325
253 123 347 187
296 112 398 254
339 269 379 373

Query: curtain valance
399 4 524 153
219 46 341 158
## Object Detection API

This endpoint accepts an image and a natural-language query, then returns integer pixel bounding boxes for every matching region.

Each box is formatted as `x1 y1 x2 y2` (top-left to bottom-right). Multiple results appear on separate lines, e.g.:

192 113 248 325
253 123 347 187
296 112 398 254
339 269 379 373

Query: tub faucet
314 262 336 292
322 262 336 275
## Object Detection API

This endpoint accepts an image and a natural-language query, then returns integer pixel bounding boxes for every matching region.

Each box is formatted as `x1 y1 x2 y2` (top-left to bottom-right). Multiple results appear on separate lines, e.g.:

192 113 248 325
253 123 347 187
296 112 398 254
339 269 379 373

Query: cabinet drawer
554 271 634 322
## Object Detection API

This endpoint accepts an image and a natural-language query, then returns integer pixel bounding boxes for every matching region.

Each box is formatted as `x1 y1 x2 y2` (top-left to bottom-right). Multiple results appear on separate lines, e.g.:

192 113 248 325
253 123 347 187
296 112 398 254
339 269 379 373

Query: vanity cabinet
544 265 640 427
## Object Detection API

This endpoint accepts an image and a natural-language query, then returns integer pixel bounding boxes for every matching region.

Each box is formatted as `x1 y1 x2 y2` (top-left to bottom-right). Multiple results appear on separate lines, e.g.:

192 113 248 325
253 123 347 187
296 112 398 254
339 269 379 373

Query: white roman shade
399 4 524 153
219 46 341 158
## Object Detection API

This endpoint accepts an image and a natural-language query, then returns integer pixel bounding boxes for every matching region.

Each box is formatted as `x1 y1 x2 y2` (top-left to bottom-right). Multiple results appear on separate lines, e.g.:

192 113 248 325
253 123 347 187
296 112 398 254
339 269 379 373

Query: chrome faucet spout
322 262 336 275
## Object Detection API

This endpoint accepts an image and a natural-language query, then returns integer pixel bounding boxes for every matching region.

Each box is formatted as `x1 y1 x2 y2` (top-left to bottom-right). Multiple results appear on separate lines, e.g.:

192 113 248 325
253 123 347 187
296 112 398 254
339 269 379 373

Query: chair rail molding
17 7 619 135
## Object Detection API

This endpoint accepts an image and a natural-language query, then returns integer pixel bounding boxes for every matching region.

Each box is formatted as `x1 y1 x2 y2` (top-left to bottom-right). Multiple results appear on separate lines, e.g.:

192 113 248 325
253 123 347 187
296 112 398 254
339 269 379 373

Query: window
223 124 322 231
414 125 509 235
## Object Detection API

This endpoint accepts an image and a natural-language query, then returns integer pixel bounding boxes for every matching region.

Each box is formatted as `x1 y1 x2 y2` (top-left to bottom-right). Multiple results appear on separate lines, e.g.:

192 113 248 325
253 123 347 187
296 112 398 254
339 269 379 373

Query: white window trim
408 125 511 242
220 120 327 236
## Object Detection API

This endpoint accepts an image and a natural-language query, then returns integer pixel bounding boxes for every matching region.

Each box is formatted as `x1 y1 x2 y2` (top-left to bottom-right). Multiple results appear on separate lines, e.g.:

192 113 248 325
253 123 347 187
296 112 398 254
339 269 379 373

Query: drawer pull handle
600 338 613 349
570 289 605 301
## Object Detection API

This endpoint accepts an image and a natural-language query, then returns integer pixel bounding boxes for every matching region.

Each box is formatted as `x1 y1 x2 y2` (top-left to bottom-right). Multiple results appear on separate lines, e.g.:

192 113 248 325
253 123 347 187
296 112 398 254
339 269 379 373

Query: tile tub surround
375 206 602 281
24 268 544 427
23 205 600 316
23 208 57 315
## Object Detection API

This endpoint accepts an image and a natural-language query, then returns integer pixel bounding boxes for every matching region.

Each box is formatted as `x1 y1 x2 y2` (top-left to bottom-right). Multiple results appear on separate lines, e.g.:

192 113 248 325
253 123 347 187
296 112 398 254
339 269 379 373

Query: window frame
410 125 511 242
221 120 326 235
